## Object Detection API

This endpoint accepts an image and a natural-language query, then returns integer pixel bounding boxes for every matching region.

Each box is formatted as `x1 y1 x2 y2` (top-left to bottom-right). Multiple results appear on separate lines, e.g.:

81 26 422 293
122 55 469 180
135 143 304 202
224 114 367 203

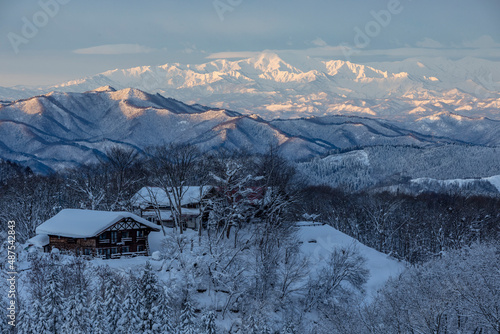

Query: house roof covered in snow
26 234 50 247
131 186 213 208
35 209 160 238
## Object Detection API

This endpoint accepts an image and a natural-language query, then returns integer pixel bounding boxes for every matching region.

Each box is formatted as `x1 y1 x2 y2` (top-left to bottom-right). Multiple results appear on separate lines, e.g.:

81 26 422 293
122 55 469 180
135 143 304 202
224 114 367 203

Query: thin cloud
463 35 500 49
207 43 500 61
416 38 444 49
206 51 263 59
73 44 155 55
311 38 327 47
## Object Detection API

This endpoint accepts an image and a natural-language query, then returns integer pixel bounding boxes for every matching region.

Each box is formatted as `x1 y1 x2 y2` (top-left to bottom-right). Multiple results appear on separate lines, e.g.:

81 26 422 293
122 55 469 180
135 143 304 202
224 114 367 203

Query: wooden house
33 209 161 259
131 186 213 229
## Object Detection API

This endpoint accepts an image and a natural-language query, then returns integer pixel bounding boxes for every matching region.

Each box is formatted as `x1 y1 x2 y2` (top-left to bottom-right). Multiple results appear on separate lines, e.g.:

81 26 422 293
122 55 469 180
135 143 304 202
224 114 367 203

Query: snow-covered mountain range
1 87 499 172
2 53 499 120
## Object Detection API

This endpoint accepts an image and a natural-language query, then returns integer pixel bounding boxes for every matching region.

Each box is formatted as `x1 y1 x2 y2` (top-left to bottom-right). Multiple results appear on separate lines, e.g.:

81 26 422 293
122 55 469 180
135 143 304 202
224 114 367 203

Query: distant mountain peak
92 85 116 92
245 52 300 73
0 54 499 120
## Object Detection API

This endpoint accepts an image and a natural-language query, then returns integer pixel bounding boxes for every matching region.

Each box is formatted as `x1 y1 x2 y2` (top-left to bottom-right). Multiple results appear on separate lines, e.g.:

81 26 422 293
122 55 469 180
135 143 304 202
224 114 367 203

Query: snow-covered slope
0 87 329 171
2 53 499 120
296 146 500 194
410 175 500 194
1 87 499 172
296 222 405 299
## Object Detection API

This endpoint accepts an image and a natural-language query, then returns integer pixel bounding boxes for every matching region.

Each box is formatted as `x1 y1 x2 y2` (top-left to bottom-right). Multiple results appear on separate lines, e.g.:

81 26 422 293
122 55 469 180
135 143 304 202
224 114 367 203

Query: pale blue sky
1 0 499 86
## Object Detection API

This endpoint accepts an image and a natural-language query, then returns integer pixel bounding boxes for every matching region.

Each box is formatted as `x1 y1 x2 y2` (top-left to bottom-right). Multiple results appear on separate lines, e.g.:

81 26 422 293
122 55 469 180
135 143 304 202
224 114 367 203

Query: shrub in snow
152 250 162 260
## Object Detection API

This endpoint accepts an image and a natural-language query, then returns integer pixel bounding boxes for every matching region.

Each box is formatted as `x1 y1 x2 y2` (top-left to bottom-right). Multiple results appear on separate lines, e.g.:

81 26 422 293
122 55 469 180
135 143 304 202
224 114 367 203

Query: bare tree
99 146 143 210
69 163 109 210
147 144 200 234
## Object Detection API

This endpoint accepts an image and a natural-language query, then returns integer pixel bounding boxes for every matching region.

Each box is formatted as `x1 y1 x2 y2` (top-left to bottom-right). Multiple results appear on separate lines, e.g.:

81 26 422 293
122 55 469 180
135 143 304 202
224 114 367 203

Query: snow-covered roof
131 186 212 208
26 234 49 247
36 209 160 238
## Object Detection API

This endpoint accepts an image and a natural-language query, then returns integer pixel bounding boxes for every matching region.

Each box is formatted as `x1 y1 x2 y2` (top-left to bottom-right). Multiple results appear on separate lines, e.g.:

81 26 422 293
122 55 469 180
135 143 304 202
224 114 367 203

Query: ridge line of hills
0 86 499 173
1 53 499 120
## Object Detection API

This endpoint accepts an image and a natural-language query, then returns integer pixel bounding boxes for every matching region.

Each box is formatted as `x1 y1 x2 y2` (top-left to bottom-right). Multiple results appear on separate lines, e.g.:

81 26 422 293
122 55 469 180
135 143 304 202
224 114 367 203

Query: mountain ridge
2 53 499 121
1 87 499 173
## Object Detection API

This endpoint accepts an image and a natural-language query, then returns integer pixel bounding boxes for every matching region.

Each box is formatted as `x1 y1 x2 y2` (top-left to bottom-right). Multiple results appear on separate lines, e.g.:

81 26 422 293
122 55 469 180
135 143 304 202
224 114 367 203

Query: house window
122 246 130 253
137 245 144 252
99 233 107 240
84 248 92 256
137 230 144 238
110 247 118 255
122 231 129 238
110 231 117 243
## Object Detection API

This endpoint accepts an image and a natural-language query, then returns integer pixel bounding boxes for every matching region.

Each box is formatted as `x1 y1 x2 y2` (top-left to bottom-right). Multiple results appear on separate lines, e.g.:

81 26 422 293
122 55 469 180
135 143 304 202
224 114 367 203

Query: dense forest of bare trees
1 145 497 263
0 145 499 333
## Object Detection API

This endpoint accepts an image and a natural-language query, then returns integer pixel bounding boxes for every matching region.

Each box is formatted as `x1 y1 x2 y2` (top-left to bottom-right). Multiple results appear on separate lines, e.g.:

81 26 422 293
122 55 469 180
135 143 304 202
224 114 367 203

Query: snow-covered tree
179 298 198 334
117 277 141 334
138 262 167 333
30 298 45 334
365 243 500 334
305 245 368 312
103 276 123 332
15 299 32 334
61 288 90 334
207 160 262 243
201 310 217 334
69 163 109 210
99 145 143 211
42 271 65 333
89 292 107 334
147 144 200 234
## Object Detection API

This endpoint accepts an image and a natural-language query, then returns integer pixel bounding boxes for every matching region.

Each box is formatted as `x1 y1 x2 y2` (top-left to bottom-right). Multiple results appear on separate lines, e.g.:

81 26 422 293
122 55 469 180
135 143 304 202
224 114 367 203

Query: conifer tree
42 271 65 333
90 292 107 334
104 276 122 331
179 299 198 334
117 277 141 334
16 305 32 334
30 298 45 334
62 288 90 334
138 262 165 333
201 310 217 334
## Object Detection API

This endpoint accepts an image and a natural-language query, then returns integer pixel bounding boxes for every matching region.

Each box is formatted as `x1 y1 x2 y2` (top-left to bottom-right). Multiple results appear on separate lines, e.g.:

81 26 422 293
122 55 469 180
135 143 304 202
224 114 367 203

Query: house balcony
121 237 132 242
98 239 110 244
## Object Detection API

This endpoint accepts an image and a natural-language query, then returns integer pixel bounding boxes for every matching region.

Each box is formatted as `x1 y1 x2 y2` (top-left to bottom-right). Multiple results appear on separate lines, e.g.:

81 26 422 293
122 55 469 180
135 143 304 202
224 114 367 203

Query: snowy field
295 222 405 300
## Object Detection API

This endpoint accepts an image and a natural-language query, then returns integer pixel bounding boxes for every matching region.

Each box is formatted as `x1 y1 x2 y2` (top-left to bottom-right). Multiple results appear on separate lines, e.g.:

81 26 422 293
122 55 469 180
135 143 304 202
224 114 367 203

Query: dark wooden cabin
34 209 161 259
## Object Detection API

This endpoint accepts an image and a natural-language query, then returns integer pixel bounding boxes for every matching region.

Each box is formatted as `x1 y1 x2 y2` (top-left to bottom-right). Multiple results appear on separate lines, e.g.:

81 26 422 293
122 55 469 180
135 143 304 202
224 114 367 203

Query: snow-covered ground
26 223 404 300
412 174 500 193
296 222 405 300
23 222 405 298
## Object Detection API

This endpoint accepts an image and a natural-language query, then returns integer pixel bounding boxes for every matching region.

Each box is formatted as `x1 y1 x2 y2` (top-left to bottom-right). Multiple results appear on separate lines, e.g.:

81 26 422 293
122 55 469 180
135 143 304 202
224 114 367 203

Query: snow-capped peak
92 85 117 92
1 53 499 121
